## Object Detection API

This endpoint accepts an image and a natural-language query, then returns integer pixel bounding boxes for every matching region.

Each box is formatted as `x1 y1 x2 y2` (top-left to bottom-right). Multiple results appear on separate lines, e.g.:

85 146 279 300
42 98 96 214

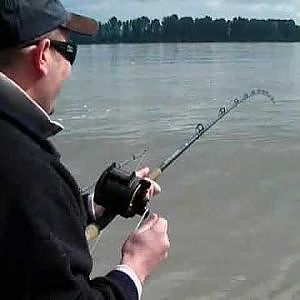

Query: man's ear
33 39 51 76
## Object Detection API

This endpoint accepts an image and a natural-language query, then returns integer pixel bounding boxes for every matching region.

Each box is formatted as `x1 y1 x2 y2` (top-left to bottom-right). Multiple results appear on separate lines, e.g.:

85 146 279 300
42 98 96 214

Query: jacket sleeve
0 150 138 300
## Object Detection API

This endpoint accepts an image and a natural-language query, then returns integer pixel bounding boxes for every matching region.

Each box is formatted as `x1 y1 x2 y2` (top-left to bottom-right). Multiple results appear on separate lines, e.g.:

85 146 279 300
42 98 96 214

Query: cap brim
63 13 99 36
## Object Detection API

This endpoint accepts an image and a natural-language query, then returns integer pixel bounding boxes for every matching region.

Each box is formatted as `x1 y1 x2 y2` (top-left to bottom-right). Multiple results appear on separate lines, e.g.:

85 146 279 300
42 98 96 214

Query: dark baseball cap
0 0 99 50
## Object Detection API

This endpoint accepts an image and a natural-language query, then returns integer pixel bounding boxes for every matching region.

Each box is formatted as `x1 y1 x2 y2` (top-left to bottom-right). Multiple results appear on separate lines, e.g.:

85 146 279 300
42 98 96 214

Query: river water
52 43 300 299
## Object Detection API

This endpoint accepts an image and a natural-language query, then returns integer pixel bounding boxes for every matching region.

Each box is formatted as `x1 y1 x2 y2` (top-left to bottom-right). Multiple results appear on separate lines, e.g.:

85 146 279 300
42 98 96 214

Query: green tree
194 16 214 41
162 14 180 41
178 17 194 41
150 19 161 41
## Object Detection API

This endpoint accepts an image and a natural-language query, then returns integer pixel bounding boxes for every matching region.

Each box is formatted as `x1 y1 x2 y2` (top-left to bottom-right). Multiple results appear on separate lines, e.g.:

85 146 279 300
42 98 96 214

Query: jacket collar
0 72 63 139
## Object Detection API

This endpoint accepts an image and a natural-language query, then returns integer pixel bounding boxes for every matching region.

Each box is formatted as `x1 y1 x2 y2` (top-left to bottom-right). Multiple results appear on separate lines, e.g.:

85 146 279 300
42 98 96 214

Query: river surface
52 43 300 299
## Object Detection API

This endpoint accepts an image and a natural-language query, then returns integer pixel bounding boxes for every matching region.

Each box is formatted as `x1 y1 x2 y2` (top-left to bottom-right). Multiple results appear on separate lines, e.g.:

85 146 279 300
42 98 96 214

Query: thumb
137 213 159 233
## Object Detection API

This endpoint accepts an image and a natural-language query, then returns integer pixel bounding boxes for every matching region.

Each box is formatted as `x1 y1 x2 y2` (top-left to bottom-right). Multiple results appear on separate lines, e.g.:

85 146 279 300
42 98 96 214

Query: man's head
0 0 98 113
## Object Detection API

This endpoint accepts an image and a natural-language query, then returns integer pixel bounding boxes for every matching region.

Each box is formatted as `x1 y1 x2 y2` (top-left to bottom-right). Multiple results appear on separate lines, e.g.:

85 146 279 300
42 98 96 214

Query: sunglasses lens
51 41 77 65
66 43 77 65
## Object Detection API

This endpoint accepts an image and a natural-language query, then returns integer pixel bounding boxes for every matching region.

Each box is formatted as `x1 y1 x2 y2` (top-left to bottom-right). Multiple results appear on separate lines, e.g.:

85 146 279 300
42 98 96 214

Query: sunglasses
21 40 78 65
50 40 77 65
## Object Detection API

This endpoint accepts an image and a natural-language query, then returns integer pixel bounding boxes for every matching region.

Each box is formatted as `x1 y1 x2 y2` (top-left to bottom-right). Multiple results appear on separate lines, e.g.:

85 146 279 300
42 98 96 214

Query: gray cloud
61 0 300 24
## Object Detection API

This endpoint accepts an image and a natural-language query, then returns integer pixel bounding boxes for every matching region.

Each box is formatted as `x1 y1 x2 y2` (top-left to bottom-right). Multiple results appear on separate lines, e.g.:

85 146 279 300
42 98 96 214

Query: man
0 0 170 299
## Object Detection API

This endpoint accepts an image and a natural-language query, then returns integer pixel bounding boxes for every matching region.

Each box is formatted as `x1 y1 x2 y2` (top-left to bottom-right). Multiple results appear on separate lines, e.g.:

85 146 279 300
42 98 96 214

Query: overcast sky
61 0 300 25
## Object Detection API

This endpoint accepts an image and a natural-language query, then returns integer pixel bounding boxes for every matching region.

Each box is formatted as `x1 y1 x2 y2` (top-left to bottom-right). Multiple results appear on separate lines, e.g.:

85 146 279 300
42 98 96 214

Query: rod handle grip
148 168 162 181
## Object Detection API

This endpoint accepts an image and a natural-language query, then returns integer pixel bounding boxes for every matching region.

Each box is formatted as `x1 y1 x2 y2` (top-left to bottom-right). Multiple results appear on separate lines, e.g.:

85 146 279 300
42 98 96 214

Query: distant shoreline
76 41 300 45
73 15 300 44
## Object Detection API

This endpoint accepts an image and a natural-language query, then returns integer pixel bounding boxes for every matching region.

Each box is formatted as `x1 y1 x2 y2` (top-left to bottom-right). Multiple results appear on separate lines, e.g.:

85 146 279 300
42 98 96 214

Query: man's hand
135 167 161 199
121 213 170 284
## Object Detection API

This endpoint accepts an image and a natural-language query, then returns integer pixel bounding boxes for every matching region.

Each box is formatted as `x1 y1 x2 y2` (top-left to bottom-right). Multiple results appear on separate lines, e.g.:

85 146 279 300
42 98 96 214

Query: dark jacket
0 74 138 300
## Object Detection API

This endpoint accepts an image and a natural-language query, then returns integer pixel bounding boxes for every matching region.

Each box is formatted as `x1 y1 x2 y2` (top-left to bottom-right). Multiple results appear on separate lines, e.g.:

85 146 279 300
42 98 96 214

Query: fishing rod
86 89 275 241
148 89 275 180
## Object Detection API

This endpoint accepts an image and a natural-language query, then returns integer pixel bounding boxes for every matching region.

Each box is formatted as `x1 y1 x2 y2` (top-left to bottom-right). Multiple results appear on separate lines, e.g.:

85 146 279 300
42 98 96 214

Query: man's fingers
144 178 161 196
136 167 162 197
136 167 150 178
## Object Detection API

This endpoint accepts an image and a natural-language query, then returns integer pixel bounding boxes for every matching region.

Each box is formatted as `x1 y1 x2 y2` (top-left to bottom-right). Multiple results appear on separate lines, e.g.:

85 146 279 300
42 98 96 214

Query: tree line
72 15 300 43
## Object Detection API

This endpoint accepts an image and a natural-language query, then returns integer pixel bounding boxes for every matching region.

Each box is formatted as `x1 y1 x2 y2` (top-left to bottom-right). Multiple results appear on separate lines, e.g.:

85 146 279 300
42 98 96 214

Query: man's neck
0 68 48 113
